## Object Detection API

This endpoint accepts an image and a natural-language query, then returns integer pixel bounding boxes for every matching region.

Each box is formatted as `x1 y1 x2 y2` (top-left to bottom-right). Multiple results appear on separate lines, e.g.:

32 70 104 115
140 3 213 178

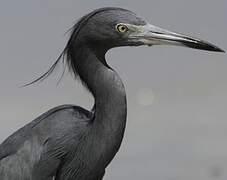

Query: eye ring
116 24 128 33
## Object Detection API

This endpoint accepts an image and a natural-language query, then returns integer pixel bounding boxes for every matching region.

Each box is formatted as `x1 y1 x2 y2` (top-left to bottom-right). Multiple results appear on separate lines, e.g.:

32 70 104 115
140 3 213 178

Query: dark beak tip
206 47 225 53
182 41 225 53
212 45 225 53
213 47 225 53
198 42 225 53
217 48 225 53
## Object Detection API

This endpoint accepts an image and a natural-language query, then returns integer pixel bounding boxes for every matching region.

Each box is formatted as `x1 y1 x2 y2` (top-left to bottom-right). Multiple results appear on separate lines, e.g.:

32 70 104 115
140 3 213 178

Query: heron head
22 7 224 87
76 7 224 52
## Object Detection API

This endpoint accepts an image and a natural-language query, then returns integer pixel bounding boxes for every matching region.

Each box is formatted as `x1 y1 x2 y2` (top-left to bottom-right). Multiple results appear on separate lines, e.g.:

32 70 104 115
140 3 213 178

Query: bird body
0 7 223 180
0 45 127 180
0 105 122 180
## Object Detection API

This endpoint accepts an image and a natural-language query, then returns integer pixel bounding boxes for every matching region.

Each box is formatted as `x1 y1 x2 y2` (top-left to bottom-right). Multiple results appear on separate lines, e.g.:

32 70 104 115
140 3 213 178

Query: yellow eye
116 24 128 33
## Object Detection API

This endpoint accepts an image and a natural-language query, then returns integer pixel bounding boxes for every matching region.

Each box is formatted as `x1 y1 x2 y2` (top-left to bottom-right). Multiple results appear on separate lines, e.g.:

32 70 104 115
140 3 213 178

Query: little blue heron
0 7 224 180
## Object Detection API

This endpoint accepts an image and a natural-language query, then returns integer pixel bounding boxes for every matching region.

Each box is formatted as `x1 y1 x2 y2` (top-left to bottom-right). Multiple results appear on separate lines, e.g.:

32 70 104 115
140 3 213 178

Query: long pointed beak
129 24 224 52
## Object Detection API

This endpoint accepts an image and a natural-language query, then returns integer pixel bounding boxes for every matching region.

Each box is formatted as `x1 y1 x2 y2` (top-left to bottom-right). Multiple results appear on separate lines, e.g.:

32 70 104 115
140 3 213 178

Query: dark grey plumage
0 7 224 180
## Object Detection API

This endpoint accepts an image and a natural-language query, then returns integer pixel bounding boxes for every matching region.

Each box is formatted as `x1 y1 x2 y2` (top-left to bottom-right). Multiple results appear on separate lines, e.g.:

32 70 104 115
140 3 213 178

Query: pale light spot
137 88 155 106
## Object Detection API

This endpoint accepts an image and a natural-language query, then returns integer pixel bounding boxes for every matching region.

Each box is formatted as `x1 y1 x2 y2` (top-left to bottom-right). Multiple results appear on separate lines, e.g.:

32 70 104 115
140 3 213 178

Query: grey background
0 0 226 179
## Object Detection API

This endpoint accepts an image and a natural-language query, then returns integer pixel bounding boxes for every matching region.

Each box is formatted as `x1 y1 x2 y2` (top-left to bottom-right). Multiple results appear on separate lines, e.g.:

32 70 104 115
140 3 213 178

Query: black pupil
119 25 126 32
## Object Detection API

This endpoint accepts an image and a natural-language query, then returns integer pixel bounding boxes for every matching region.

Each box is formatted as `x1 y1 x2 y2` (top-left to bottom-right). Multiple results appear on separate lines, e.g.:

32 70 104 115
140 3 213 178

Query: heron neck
75 45 127 132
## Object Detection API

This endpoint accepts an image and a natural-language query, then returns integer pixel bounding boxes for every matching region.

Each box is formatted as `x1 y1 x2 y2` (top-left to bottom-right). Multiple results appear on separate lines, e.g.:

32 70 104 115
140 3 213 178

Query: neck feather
72 45 127 131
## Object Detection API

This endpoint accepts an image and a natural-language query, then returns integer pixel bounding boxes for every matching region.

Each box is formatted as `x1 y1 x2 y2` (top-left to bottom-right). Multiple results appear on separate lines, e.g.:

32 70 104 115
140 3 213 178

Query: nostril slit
153 31 164 35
